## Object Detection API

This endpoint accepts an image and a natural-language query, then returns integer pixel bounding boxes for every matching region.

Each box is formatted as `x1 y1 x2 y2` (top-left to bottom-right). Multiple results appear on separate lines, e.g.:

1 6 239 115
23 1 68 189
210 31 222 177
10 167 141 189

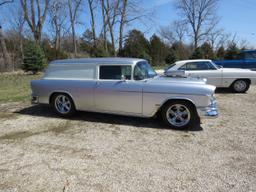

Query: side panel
142 83 212 117
32 79 96 110
142 92 210 117
185 70 223 87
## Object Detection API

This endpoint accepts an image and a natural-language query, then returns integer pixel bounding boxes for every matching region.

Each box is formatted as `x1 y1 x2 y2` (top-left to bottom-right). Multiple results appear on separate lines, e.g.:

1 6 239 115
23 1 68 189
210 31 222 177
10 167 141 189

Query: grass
153 65 168 70
0 74 41 103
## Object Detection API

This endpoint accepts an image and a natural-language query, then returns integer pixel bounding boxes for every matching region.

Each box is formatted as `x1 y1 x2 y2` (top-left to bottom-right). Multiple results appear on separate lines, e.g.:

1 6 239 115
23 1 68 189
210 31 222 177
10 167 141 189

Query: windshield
134 61 157 80
210 61 220 69
165 63 176 71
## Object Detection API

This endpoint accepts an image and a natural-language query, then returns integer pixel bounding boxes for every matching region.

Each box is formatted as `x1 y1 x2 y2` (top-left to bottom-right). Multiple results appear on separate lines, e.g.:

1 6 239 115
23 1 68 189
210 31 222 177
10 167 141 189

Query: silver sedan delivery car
31 58 218 129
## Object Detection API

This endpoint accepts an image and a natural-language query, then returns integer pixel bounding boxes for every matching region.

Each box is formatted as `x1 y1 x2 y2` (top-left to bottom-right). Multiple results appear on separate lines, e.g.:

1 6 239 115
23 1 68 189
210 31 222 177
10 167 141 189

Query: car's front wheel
51 93 76 117
231 79 250 93
161 100 198 130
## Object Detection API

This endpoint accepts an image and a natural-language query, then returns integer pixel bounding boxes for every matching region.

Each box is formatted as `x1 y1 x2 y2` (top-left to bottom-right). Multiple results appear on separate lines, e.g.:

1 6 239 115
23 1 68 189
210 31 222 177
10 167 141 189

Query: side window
179 64 186 70
100 65 131 80
245 52 256 60
186 62 199 70
185 62 214 70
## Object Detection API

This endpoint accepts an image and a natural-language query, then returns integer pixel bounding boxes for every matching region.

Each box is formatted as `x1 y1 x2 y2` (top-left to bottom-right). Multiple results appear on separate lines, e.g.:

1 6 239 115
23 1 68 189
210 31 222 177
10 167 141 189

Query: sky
138 0 256 47
1 0 256 47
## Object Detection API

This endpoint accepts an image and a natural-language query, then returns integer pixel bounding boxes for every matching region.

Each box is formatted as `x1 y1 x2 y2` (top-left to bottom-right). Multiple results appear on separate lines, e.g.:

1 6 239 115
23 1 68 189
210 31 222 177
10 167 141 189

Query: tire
161 100 198 130
51 93 76 117
231 79 250 93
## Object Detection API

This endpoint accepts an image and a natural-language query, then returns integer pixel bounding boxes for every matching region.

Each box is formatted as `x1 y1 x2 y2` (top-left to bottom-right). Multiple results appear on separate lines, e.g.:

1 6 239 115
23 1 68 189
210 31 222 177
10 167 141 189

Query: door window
180 62 216 70
99 65 132 80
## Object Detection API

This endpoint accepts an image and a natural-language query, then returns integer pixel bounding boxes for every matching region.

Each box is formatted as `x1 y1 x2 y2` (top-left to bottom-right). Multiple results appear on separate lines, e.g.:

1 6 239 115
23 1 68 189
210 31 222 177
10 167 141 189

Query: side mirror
217 65 223 69
164 70 186 77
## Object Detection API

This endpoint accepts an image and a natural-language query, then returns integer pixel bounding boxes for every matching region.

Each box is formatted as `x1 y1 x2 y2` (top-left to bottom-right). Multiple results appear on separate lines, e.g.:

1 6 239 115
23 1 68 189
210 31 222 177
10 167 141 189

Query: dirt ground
0 87 256 192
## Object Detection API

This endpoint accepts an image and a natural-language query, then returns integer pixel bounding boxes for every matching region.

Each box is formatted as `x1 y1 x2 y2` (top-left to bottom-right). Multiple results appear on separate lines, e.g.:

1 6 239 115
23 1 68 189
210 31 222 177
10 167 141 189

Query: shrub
22 41 47 74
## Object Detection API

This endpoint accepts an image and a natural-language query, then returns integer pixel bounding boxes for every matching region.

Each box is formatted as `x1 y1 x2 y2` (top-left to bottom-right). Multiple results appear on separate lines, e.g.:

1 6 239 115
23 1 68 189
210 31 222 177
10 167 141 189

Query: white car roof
175 59 212 65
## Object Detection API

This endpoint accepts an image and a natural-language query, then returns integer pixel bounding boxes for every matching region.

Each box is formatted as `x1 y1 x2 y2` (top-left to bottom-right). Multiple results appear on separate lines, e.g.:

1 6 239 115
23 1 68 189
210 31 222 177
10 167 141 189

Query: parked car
214 50 256 71
31 58 218 129
165 59 256 93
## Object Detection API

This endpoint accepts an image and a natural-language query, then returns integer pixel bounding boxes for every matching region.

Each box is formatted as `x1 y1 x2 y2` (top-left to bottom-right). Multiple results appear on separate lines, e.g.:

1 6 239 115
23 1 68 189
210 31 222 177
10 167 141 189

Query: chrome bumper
197 99 218 119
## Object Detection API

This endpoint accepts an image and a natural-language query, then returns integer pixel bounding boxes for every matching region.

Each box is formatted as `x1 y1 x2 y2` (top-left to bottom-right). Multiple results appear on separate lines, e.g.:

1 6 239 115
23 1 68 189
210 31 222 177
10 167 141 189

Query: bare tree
173 21 187 43
0 0 14 72
49 0 68 51
67 0 82 56
7 4 26 70
206 28 228 50
159 26 175 45
20 0 49 44
118 0 152 53
102 0 120 56
0 0 13 6
118 0 127 52
100 0 108 53
87 0 96 48
176 0 219 49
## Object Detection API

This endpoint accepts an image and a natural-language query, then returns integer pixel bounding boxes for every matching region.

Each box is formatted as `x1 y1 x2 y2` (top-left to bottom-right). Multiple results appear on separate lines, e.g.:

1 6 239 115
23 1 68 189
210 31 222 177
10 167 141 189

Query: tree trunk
118 0 127 53
88 0 96 48
101 0 108 54
0 25 12 72
71 23 77 56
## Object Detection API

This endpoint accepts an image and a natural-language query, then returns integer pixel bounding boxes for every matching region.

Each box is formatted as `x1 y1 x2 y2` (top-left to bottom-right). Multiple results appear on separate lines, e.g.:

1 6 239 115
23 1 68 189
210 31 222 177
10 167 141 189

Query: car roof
240 50 256 53
175 59 212 65
50 57 146 65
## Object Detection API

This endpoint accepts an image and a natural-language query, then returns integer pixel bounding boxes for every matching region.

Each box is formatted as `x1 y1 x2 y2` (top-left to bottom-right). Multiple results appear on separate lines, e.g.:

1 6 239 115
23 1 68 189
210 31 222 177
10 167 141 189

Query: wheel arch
49 91 76 108
155 97 198 117
231 78 251 86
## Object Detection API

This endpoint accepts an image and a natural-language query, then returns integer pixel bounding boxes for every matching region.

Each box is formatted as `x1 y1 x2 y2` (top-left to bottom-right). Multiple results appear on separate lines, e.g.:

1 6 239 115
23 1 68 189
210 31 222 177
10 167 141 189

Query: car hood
144 76 215 96
152 75 207 84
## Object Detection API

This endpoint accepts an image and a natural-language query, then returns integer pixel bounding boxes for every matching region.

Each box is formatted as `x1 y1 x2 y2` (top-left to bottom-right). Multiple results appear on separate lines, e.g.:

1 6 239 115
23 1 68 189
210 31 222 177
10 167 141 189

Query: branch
0 0 13 6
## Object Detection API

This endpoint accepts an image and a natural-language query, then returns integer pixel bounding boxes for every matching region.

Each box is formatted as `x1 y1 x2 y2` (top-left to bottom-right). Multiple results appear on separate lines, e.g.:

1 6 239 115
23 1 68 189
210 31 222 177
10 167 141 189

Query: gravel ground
0 87 256 192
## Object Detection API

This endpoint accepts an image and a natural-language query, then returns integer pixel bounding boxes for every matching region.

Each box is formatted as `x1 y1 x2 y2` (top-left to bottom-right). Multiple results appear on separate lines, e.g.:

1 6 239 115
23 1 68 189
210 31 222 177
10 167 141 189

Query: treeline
0 0 254 73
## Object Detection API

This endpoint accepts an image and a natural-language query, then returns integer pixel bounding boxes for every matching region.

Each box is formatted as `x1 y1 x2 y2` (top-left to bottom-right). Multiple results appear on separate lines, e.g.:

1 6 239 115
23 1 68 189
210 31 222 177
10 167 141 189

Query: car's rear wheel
51 93 76 117
161 100 198 130
232 79 250 93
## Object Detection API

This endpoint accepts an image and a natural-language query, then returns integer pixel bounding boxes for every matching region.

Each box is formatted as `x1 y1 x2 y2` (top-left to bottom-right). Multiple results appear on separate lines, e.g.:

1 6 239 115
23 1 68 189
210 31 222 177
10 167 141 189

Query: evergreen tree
121 29 151 62
200 42 214 59
190 47 204 59
165 49 177 64
225 43 240 60
150 34 168 66
216 46 226 60
22 41 47 74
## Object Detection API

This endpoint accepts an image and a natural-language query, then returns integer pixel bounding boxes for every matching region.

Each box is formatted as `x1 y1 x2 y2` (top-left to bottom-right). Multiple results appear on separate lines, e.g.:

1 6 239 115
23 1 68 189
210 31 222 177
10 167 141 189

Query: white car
165 59 256 93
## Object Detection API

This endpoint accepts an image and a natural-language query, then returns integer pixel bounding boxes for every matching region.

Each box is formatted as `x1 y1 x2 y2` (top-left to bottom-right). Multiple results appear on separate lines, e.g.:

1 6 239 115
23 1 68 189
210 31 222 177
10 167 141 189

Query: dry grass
0 74 41 103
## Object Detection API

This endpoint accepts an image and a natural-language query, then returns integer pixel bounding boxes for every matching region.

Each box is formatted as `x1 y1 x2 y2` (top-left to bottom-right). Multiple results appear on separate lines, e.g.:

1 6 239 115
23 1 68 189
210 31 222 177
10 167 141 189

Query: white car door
181 61 222 87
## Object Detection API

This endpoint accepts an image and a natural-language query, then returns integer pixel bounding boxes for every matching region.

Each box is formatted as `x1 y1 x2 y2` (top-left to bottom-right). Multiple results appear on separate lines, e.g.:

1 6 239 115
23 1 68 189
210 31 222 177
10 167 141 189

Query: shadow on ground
215 88 247 94
16 105 203 132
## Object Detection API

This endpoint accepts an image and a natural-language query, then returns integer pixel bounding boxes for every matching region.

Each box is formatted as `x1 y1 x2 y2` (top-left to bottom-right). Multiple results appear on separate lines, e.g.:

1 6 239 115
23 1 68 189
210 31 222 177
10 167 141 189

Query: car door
94 65 143 114
181 61 222 86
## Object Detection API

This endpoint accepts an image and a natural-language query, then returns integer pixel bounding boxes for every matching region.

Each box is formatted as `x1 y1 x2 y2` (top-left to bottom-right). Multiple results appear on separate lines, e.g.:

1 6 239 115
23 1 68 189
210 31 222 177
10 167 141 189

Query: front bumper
31 95 39 104
197 98 218 119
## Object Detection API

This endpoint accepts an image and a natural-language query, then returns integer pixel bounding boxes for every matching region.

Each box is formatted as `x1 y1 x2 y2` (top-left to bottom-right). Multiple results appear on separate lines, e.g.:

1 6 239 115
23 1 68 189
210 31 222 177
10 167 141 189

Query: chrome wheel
54 95 71 114
166 104 191 127
233 80 247 92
